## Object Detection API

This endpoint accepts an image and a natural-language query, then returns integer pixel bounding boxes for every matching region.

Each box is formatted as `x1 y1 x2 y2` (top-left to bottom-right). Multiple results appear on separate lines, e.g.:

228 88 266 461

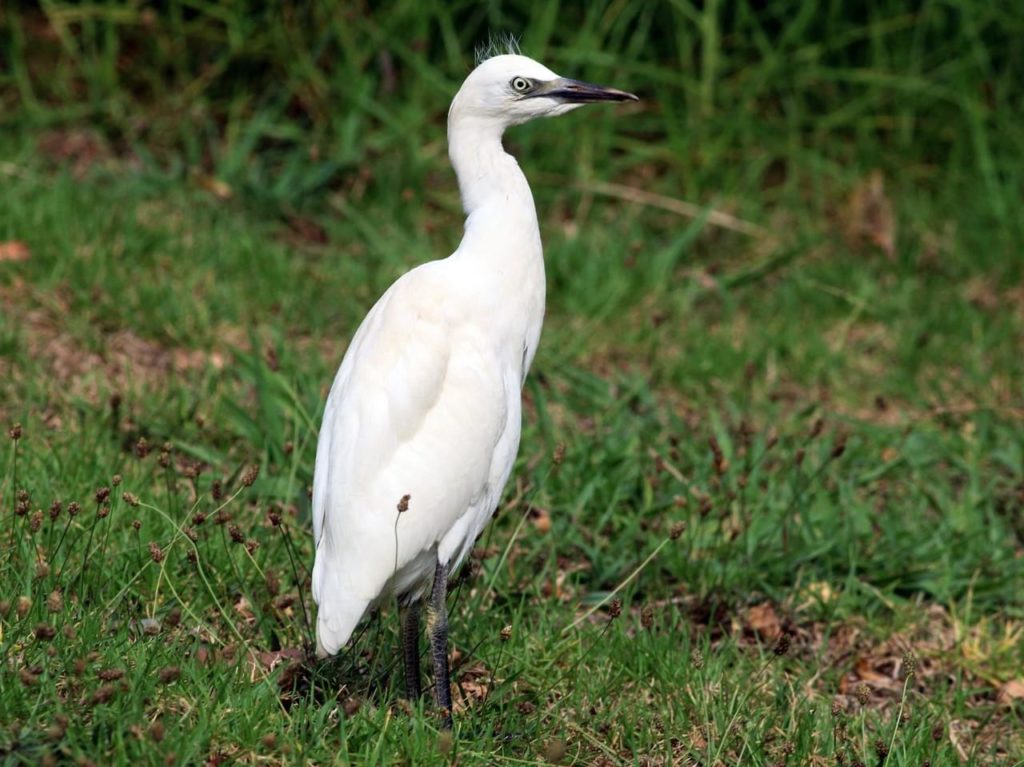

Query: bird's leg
398 599 422 701
429 558 453 728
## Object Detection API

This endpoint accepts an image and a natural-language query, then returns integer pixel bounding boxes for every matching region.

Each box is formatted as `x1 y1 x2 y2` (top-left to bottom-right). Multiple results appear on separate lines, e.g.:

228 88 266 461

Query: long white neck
447 113 542 263
445 109 546 374
448 116 532 213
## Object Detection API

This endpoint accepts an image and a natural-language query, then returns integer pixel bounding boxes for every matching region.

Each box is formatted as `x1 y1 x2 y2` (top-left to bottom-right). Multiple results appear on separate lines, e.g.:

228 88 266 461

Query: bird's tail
312 559 370 658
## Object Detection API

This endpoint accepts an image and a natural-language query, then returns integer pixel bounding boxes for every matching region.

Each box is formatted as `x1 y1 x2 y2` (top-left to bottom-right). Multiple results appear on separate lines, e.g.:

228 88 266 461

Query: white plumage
310 53 636 719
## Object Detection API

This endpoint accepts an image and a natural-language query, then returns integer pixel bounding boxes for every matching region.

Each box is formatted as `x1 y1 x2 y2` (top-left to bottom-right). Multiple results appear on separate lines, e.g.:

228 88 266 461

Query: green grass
2 1 1023 765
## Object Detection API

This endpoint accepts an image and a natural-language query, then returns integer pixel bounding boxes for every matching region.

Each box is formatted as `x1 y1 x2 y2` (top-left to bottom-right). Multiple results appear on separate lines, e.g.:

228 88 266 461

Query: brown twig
569 178 773 239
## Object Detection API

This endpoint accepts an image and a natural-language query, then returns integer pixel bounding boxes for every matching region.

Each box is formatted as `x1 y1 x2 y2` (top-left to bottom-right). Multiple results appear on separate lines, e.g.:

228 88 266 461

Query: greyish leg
398 599 422 701
428 558 453 728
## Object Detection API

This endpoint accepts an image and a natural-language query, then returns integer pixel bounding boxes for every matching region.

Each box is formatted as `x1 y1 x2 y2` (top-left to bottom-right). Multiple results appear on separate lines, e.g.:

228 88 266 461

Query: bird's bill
531 77 639 103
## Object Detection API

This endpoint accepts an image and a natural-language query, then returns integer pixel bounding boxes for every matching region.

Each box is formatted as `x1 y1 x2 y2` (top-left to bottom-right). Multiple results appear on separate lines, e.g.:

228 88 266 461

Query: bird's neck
448 118 538 229
446 115 547 371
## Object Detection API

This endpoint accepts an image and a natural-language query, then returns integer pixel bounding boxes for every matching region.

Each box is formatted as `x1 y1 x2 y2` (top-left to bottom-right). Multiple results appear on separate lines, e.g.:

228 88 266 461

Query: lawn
1 2 1022 765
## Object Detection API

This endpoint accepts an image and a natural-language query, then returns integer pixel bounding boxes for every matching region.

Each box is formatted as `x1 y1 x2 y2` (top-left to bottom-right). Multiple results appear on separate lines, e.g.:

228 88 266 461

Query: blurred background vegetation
1 1 1023 764
3 0 1021 224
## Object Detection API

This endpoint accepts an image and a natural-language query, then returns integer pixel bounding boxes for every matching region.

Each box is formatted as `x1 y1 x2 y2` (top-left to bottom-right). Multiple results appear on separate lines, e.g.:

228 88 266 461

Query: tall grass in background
2 1 1021 231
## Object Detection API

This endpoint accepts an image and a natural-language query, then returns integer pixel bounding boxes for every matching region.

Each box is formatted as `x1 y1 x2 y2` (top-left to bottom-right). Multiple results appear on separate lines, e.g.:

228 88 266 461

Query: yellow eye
510 77 531 93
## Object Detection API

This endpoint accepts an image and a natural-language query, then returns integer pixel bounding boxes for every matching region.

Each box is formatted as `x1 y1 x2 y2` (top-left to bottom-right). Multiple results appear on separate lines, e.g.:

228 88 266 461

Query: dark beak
530 77 639 103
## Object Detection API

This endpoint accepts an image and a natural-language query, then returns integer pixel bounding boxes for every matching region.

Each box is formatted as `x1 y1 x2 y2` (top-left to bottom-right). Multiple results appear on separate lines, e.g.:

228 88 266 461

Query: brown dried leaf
528 505 551 533
342 696 362 717
844 170 896 257
0 241 30 263
247 647 305 685
195 174 233 200
452 660 491 714
37 130 107 177
688 725 707 749
854 656 898 688
746 601 782 640
997 679 1024 705
285 214 329 245
233 596 255 625
964 277 1001 312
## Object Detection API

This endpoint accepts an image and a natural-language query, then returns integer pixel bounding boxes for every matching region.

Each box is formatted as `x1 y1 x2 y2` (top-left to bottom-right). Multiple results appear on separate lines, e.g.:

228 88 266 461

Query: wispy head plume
475 33 521 65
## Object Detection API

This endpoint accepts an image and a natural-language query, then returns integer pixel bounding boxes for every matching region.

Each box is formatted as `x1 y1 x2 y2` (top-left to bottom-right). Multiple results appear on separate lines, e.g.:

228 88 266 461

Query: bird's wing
311 263 510 653
312 264 461 548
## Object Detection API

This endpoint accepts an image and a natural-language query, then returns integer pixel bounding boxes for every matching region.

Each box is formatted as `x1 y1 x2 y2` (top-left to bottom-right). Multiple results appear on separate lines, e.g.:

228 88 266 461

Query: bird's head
449 54 638 132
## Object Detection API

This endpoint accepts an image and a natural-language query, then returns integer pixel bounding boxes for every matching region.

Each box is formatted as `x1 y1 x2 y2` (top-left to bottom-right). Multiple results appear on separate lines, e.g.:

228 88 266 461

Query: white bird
311 52 636 724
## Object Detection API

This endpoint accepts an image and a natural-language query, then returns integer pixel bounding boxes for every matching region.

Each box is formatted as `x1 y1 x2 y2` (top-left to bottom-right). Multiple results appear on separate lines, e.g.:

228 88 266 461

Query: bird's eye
510 77 531 93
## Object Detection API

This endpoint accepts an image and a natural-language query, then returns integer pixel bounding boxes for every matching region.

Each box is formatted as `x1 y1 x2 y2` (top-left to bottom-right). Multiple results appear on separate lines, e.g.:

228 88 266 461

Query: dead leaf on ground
342 695 362 717
964 276 1002 313
284 214 329 246
745 601 782 640
0 241 30 262
844 169 896 257
838 655 902 698
233 596 256 624
528 505 551 533
997 679 1024 705
452 660 491 714
37 130 108 177
540 568 576 603
797 581 835 609
195 173 233 200
687 725 707 749
853 656 898 687
246 647 306 688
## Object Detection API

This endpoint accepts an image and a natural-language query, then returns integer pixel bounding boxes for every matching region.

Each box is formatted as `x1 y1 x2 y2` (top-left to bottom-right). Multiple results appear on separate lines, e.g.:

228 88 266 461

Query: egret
311 52 637 724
